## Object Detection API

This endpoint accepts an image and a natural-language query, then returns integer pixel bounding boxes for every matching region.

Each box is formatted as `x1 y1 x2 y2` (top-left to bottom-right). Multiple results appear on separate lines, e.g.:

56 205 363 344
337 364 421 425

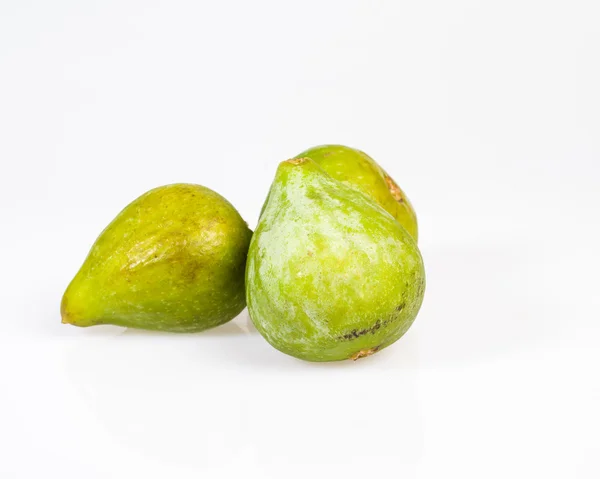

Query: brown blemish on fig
350 346 380 361
287 157 309 165
384 174 404 203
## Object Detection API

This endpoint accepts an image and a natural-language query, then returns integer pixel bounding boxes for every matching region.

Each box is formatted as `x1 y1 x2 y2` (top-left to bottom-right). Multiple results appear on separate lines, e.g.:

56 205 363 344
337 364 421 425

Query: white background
1 1 599 478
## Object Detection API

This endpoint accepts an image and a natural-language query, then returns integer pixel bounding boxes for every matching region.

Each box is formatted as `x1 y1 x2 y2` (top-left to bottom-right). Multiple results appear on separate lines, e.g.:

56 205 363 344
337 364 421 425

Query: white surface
1 1 599 478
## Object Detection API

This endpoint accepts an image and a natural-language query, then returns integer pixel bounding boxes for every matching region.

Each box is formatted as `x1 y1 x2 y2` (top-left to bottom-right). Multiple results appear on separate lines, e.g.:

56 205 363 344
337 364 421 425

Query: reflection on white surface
63 311 423 470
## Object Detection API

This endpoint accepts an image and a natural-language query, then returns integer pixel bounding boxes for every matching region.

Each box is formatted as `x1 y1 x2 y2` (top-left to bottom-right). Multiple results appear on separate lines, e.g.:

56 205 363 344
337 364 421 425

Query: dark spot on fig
337 318 396 341
395 302 405 312
181 259 202 282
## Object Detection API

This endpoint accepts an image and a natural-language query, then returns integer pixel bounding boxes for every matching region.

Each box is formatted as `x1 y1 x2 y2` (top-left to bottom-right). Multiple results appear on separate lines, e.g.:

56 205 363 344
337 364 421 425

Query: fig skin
294 145 418 241
61 184 252 332
246 158 425 362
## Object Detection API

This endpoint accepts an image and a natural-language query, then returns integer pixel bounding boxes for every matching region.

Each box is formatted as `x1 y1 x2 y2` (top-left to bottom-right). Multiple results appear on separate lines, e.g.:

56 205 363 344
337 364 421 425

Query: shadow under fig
118 309 257 337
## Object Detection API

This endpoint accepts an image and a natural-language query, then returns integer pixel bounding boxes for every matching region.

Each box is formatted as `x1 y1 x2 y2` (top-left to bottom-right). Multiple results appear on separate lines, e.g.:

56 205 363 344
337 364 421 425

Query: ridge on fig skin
293 144 418 242
246 158 425 362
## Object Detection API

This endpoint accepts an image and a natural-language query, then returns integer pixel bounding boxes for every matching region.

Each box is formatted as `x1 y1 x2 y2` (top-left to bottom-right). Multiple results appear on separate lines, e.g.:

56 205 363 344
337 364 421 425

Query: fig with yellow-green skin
246 158 425 362
61 184 252 332
294 145 418 241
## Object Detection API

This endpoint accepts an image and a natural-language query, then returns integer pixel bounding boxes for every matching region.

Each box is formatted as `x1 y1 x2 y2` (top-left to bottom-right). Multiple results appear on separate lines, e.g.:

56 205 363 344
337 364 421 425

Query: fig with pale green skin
294 145 418 241
61 184 252 332
246 158 425 362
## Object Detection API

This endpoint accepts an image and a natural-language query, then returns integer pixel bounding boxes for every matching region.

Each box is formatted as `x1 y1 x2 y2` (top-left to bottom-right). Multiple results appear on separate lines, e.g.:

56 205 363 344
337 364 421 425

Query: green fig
61 184 252 332
246 158 425 362
294 145 418 241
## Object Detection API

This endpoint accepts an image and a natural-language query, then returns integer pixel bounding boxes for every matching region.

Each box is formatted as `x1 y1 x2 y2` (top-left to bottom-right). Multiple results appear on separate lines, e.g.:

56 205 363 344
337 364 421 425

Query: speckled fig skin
294 145 418 241
61 184 252 332
246 158 425 362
